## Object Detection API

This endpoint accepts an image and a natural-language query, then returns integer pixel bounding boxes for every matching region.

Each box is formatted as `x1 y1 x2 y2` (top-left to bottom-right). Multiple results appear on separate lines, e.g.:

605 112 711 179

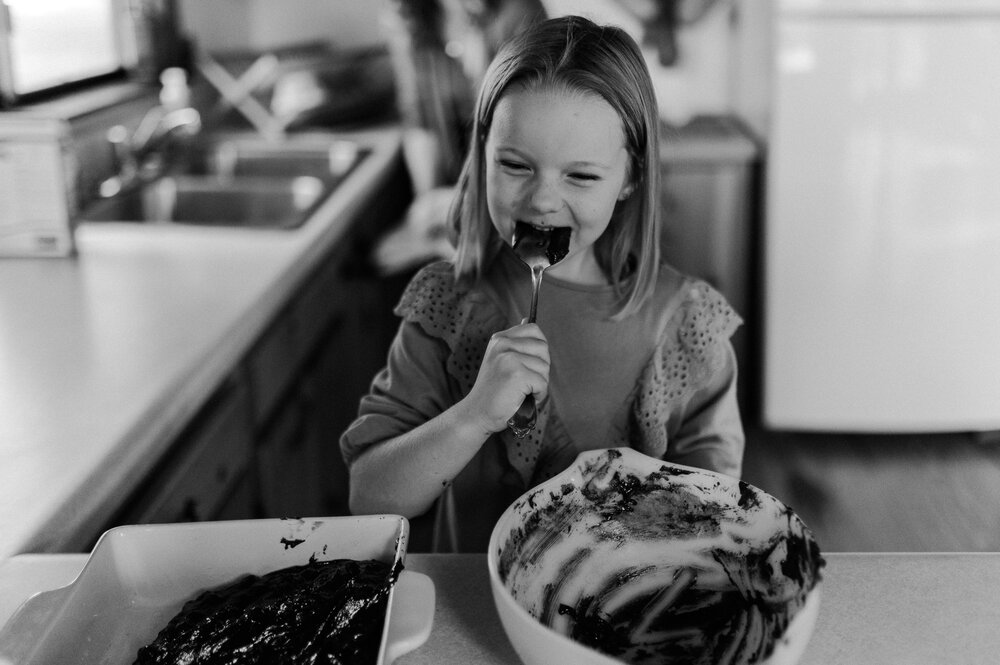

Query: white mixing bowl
488 448 824 665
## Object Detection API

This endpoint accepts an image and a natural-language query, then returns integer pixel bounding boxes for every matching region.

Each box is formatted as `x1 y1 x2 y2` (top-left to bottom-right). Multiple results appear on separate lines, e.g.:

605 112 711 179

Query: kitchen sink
184 137 367 183
79 135 369 229
79 175 328 229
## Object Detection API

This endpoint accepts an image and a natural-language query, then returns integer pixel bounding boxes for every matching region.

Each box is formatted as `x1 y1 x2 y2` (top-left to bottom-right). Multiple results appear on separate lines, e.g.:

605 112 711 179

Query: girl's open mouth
517 220 566 234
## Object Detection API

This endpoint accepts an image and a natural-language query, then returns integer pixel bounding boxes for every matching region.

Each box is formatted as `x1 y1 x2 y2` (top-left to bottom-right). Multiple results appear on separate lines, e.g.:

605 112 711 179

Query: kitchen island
0 125 406 558
1 552 998 664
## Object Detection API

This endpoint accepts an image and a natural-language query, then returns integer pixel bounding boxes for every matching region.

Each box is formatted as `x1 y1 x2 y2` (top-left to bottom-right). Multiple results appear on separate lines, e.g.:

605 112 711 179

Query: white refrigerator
763 0 1000 432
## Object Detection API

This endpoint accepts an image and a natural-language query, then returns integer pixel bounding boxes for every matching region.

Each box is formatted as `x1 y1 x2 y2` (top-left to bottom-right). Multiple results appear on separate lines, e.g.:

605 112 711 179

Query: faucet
132 106 202 163
100 105 202 198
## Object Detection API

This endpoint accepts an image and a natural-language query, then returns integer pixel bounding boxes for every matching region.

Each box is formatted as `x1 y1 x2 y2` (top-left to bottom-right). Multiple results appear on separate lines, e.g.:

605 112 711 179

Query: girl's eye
569 172 601 183
499 159 529 172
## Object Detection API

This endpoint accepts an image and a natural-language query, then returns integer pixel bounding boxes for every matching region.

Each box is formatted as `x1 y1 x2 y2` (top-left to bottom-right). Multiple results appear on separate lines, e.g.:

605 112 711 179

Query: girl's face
485 85 633 285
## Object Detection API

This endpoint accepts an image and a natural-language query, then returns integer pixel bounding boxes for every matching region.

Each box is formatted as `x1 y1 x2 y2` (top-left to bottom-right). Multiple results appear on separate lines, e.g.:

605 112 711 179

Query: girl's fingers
467 323 554 430
489 323 548 355
503 321 546 340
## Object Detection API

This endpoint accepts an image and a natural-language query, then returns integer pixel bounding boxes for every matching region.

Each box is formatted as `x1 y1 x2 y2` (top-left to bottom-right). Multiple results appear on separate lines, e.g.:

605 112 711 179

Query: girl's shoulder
394 259 464 319
396 259 461 297
393 260 504 339
628 265 742 442
393 260 506 394
652 263 742 345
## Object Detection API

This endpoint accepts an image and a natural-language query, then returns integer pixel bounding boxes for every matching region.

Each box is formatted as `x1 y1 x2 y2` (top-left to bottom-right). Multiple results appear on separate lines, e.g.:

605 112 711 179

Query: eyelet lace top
393 260 743 486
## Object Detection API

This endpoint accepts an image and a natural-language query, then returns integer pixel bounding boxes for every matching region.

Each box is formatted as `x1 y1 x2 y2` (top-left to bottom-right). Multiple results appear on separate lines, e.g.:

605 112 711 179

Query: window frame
0 0 139 108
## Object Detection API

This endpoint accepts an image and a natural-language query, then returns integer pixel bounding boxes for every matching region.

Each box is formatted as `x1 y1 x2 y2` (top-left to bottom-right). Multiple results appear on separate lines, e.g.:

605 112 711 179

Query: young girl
341 15 744 552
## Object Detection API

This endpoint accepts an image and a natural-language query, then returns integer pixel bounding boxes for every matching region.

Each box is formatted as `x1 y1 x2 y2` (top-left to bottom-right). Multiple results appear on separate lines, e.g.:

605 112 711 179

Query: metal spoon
507 221 572 438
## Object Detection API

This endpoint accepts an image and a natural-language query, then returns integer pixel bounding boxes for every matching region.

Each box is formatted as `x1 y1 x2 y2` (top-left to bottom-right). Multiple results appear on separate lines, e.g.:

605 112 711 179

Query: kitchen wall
542 0 773 133
177 0 774 137
178 0 391 52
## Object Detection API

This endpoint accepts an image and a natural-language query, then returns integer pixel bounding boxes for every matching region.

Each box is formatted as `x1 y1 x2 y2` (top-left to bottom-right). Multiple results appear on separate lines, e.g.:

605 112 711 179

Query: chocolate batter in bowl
487 448 824 665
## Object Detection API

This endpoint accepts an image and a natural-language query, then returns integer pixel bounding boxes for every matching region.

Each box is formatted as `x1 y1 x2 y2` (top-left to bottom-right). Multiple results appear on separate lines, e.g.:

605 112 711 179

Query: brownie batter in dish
496 449 825 665
133 558 399 665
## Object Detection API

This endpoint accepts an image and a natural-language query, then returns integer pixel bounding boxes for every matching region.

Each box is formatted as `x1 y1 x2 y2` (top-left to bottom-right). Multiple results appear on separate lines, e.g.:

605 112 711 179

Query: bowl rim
486 447 823 665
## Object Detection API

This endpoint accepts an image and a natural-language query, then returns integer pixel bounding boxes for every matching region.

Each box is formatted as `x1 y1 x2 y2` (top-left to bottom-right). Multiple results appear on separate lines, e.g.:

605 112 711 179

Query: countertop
0 126 403 559
1 552 998 664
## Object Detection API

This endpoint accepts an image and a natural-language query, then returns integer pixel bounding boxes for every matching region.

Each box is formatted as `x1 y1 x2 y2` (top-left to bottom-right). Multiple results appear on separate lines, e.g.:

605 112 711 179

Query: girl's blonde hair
447 14 661 318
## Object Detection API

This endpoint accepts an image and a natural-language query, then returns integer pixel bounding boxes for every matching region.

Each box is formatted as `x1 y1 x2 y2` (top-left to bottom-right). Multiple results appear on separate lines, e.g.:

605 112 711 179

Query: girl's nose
527 177 562 213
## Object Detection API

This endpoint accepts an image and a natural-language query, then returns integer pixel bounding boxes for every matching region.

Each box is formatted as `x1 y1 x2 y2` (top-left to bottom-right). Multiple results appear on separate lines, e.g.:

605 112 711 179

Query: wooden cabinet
250 149 413 518
659 115 760 408
256 382 327 518
246 244 349 426
303 323 355 516
117 375 255 525
251 255 349 518
660 116 759 327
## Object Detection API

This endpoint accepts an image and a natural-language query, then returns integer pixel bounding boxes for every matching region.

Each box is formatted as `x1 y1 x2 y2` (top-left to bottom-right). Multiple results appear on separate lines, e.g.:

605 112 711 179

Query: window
0 0 134 105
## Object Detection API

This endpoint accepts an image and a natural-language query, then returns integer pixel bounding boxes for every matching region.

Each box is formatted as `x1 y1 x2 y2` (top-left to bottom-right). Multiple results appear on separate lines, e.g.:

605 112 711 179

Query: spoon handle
508 265 545 437
508 394 537 438
526 264 544 323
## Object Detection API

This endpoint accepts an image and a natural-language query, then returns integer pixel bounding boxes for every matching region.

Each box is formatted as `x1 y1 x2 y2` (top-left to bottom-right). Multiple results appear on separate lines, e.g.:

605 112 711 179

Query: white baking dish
0 515 434 664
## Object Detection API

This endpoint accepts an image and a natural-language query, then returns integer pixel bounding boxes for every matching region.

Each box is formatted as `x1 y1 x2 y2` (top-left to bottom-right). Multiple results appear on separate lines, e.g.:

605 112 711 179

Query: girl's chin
545 250 607 285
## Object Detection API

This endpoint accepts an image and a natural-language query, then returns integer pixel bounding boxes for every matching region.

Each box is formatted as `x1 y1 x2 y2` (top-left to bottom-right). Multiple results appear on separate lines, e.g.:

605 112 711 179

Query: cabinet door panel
303 334 353 516
214 470 257 521
248 258 347 425
247 315 299 425
131 380 254 524
291 254 347 358
257 392 326 518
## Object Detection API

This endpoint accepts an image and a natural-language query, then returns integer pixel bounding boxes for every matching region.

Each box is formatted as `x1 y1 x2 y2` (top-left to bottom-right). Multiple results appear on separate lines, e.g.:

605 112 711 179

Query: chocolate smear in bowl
497 449 825 665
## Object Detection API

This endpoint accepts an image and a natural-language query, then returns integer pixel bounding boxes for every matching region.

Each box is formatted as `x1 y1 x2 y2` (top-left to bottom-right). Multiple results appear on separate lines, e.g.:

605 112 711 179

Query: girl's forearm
347 398 493 518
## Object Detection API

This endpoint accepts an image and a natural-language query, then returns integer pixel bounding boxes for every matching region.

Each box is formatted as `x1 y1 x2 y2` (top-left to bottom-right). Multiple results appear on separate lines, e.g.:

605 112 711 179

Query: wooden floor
741 425 1000 552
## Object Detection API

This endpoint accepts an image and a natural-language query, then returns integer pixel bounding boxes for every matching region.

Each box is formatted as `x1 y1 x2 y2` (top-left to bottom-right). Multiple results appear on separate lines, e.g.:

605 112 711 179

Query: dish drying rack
195 42 332 139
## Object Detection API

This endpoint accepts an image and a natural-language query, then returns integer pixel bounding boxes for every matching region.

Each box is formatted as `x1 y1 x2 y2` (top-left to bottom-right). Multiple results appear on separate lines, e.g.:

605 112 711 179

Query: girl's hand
462 321 550 434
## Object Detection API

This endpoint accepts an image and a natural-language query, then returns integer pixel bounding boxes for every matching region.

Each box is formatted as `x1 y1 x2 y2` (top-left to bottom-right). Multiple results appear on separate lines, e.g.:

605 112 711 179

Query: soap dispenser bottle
159 67 190 111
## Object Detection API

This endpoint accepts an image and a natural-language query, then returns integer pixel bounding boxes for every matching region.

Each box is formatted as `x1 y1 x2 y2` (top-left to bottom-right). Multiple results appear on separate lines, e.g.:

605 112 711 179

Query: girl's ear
617 183 635 201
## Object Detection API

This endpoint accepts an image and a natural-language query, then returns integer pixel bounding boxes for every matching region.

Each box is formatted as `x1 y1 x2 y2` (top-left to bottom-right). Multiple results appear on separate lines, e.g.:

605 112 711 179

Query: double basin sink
79 134 368 230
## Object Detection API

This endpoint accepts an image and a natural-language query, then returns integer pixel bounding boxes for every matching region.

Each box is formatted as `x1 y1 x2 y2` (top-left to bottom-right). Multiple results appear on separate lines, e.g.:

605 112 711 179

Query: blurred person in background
377 0 547 275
